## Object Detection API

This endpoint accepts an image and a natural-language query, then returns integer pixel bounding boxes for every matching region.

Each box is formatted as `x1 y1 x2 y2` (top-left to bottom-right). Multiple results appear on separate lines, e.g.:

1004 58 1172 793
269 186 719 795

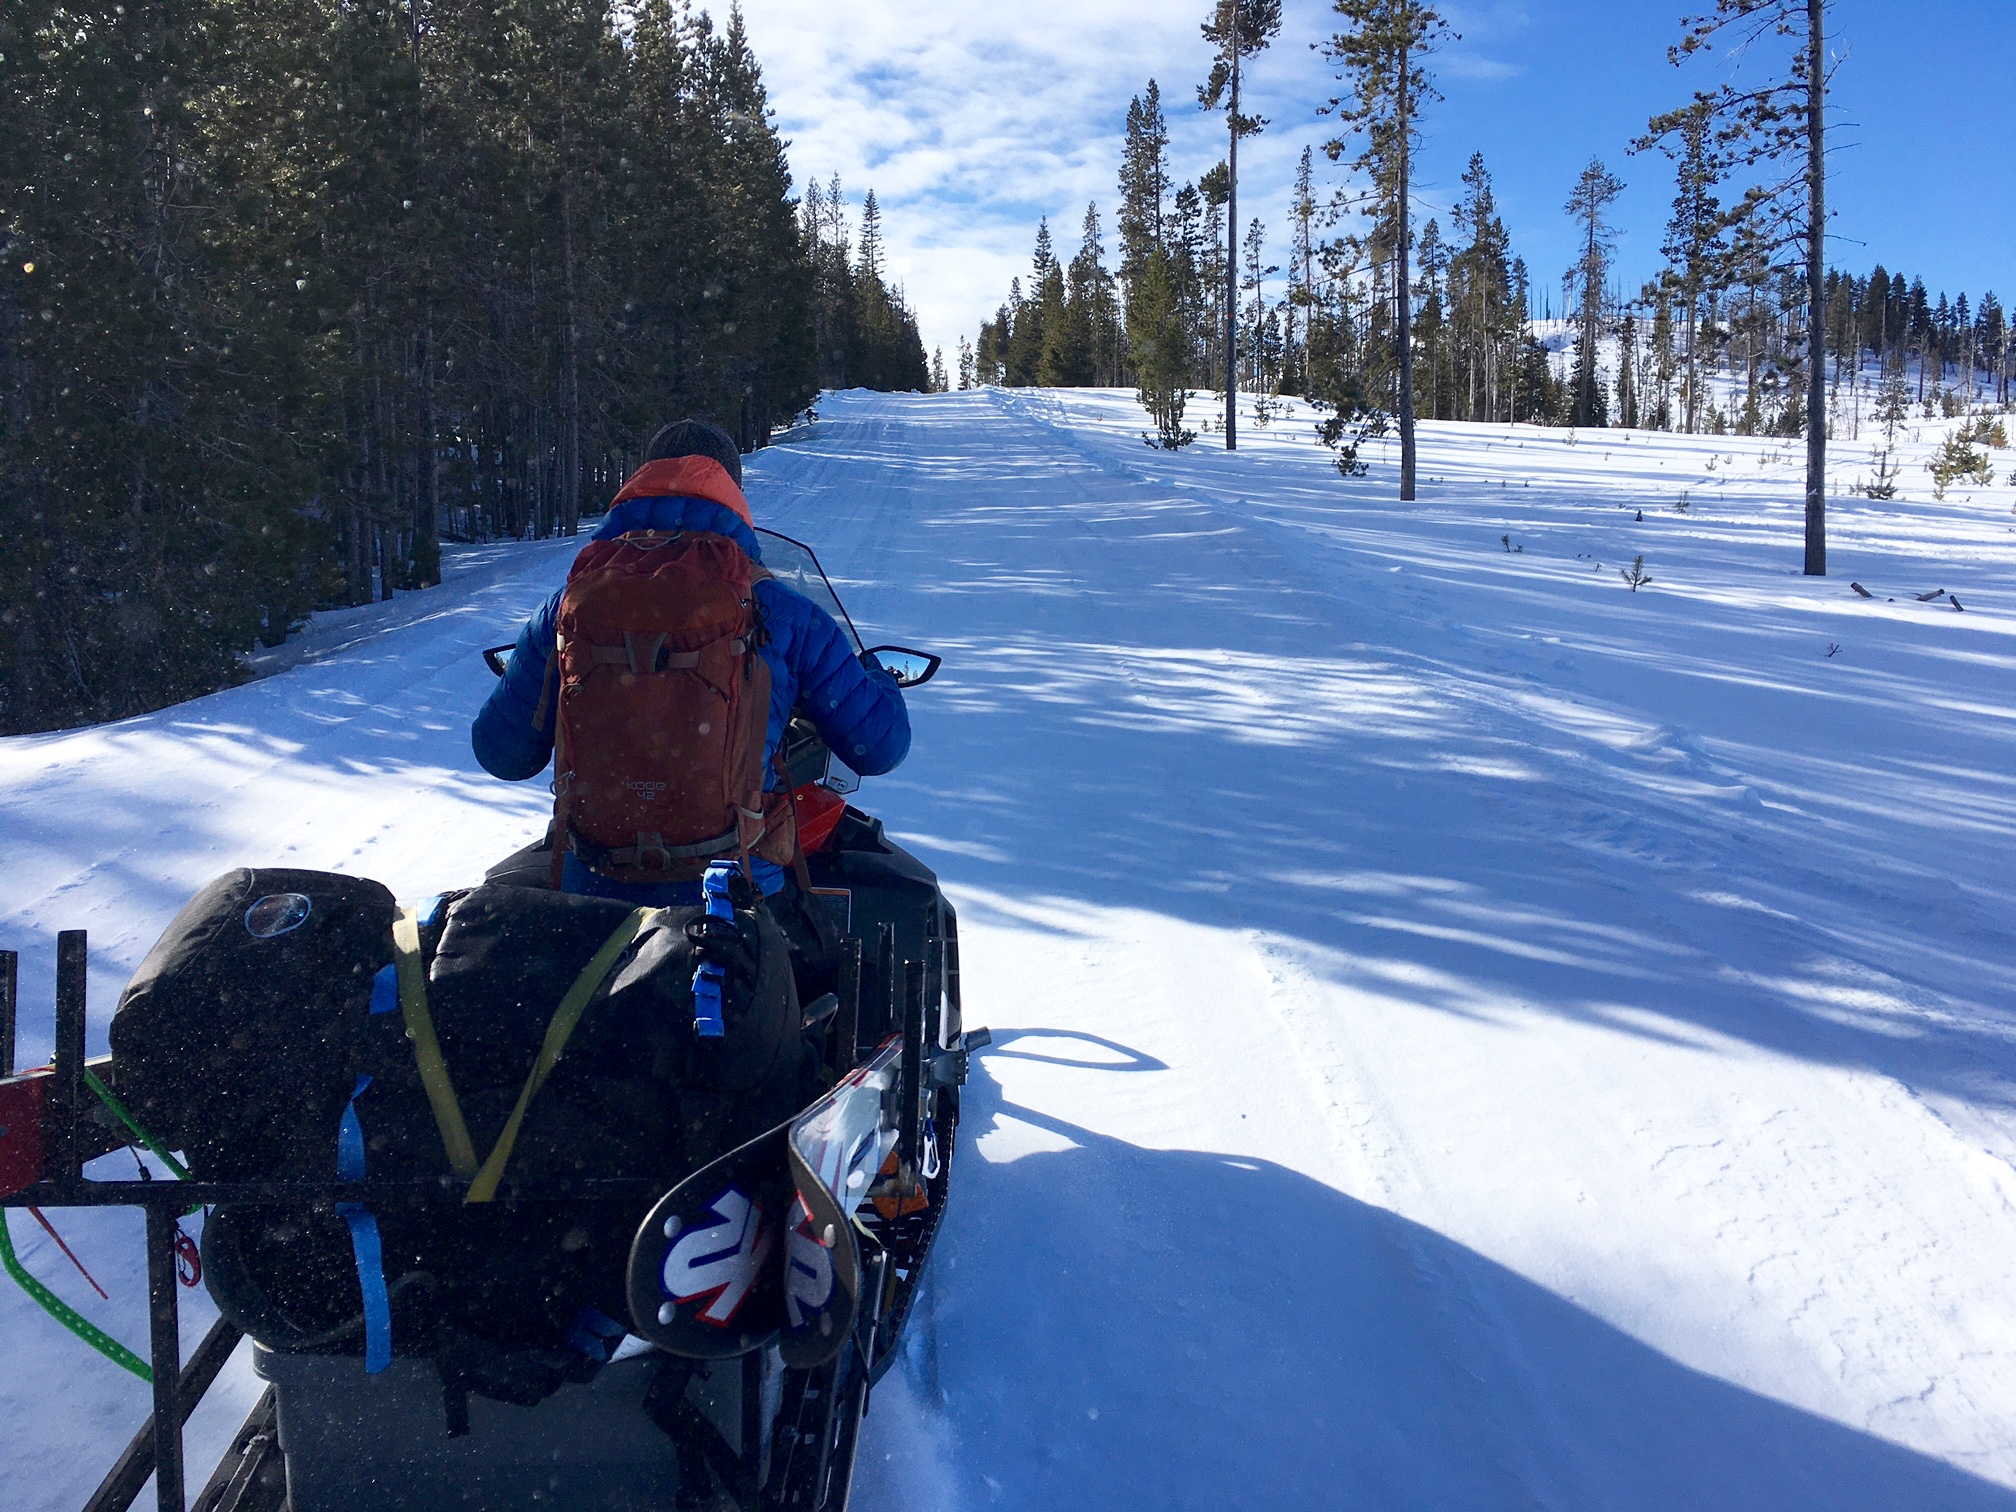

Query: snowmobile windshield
755 528 864 655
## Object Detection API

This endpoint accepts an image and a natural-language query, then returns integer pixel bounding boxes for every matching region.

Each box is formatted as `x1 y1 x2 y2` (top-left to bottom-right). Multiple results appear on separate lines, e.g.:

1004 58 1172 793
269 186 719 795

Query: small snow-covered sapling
1621 555 1652 592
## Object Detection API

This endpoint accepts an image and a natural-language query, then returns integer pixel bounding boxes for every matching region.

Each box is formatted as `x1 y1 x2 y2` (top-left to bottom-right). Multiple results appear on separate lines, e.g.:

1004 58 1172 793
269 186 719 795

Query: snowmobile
0 528 983 1512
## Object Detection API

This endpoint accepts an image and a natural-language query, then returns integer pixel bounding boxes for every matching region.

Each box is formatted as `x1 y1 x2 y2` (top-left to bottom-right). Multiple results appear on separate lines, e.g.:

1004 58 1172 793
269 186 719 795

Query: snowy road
4 389 2014 1510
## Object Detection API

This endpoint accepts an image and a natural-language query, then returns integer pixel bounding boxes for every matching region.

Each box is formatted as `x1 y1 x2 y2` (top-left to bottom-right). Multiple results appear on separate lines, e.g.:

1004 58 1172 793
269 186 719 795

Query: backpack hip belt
564 817 757 877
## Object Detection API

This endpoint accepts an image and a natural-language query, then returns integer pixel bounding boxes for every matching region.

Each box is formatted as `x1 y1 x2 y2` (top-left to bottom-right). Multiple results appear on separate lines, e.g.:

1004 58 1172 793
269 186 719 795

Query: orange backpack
545 530 775 887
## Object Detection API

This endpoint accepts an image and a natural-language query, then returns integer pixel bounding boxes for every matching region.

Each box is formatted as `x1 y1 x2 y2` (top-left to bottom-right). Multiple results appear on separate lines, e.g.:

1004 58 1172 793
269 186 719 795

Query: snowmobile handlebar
480 641 941 687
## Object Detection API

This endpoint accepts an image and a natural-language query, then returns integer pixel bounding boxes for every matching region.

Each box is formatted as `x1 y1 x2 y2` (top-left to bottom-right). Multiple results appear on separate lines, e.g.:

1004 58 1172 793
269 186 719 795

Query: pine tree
1191 179 1224 390
1858 263 1890 368
1865 347 1910 497
1117 82 1171 298
1650 295 1678 428
1005 230 1051 386
1047 205 1109 387
1414 218 1449 418
1034 254 1077 387
1285 147 1318 395
976 305 1011 384
1617 313 1641 428
1509 258 1561 422
1199 0 1283 449
1983 293 2009 405
1071 204 1123 386
1129 248 1194 448
1449 154 1514 422
1564 159 1624 428
1636 96 1728 434
1241 219 1278 395
1908 277 1931 399
859 190 885 284
1646 0 1833 573
1955 291 1973 398
1321 0 1449 499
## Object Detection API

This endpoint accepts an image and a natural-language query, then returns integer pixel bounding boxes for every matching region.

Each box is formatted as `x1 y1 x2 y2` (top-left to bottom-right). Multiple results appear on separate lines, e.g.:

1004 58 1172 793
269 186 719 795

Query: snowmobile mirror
482 644 514 678
866 646 941 688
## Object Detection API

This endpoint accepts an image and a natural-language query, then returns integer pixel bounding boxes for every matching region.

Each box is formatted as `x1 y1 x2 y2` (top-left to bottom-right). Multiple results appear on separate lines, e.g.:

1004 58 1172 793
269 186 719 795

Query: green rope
82 1069 191 1181
0 1208 152 1382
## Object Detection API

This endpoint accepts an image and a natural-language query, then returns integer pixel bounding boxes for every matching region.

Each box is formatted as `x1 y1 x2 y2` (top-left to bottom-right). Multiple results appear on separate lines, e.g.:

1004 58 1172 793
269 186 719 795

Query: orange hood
609 455 752 529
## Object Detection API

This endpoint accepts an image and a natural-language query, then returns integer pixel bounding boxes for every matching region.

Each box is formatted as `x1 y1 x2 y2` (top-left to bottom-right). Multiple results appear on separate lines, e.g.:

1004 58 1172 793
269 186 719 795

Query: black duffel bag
110 870 808 1363
109 868 401 1180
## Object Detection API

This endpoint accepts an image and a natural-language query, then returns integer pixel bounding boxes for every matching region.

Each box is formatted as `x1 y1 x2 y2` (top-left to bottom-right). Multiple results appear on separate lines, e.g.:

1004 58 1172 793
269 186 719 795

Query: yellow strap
392 908 479 1179
464 908 655 1204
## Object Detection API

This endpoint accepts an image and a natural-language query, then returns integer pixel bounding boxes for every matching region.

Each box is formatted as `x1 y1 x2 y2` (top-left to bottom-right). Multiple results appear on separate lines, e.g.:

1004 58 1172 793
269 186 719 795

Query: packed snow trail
3 390 2014 1510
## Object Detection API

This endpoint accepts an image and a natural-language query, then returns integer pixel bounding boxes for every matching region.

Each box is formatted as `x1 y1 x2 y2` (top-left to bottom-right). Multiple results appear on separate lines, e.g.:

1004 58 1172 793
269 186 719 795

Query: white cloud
728 0 1355 362
703 2 2015 351
1439 53 1523 81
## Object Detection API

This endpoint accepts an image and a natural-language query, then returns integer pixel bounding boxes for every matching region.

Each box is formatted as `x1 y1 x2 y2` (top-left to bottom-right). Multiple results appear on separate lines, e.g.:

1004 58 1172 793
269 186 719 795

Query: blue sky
730 0 2015 365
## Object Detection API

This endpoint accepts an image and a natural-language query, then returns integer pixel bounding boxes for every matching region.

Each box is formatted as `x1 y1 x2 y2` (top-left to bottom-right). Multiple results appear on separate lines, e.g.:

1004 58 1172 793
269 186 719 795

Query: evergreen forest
0 0 927 734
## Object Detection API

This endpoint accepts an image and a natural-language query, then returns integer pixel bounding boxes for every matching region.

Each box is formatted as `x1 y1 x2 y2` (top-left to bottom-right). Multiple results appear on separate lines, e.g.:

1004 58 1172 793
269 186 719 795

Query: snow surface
3 388 2014 1510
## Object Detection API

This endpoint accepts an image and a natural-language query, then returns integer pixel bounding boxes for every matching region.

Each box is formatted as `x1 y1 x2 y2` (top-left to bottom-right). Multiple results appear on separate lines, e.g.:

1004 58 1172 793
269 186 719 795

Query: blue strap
336 1075 392 1374
693 963 726 1039
337 1074 372 1179
691 861 738 1040
335 1205 392 1374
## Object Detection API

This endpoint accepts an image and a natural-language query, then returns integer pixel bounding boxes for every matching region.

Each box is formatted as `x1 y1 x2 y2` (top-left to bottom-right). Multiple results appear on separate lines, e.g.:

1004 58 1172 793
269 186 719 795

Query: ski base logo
662 1185 775 1327
784 1193 836 1336
627 1125 793 1359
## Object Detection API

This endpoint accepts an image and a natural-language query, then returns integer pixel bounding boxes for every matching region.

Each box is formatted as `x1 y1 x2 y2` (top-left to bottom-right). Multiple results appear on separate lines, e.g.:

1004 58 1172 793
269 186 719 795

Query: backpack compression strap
464 907 658 1204
391 908 480 1179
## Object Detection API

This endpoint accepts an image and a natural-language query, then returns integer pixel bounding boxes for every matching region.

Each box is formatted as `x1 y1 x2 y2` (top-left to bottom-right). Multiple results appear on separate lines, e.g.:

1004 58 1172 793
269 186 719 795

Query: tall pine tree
1645 0 1833 572
1198 0 1282 449
1321 0 1449 499
1564 159 1625 428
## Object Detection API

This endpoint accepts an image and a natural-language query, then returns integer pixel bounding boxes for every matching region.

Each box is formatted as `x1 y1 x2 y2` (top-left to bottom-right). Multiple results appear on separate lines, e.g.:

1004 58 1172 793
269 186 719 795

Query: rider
471 418 911 915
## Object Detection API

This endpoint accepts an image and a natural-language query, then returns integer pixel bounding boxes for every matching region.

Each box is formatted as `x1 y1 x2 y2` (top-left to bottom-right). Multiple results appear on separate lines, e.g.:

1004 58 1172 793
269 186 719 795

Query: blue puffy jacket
472 497 910 900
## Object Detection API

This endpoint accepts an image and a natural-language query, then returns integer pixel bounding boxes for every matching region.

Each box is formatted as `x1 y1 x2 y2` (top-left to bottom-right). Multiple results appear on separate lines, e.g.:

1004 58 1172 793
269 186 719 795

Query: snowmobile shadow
975 1028 1166 1073
863 1060 2016 1512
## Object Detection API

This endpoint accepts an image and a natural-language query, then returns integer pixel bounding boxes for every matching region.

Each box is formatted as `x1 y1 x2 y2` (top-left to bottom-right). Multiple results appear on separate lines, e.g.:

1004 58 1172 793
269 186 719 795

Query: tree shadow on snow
763 395 2016 1116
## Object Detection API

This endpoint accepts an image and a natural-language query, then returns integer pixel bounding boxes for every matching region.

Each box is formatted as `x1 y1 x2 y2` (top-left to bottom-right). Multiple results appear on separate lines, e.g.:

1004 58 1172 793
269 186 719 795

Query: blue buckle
691 861 739 1040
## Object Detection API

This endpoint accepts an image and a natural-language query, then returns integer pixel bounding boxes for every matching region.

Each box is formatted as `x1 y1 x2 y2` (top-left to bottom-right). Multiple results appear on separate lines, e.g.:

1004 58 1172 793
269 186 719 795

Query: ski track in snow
4 388 2014 1511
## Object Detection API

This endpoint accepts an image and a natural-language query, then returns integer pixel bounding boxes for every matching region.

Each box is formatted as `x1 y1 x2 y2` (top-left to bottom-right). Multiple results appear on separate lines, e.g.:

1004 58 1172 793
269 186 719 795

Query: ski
627 1124 793 1360
780 1037 904 1369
